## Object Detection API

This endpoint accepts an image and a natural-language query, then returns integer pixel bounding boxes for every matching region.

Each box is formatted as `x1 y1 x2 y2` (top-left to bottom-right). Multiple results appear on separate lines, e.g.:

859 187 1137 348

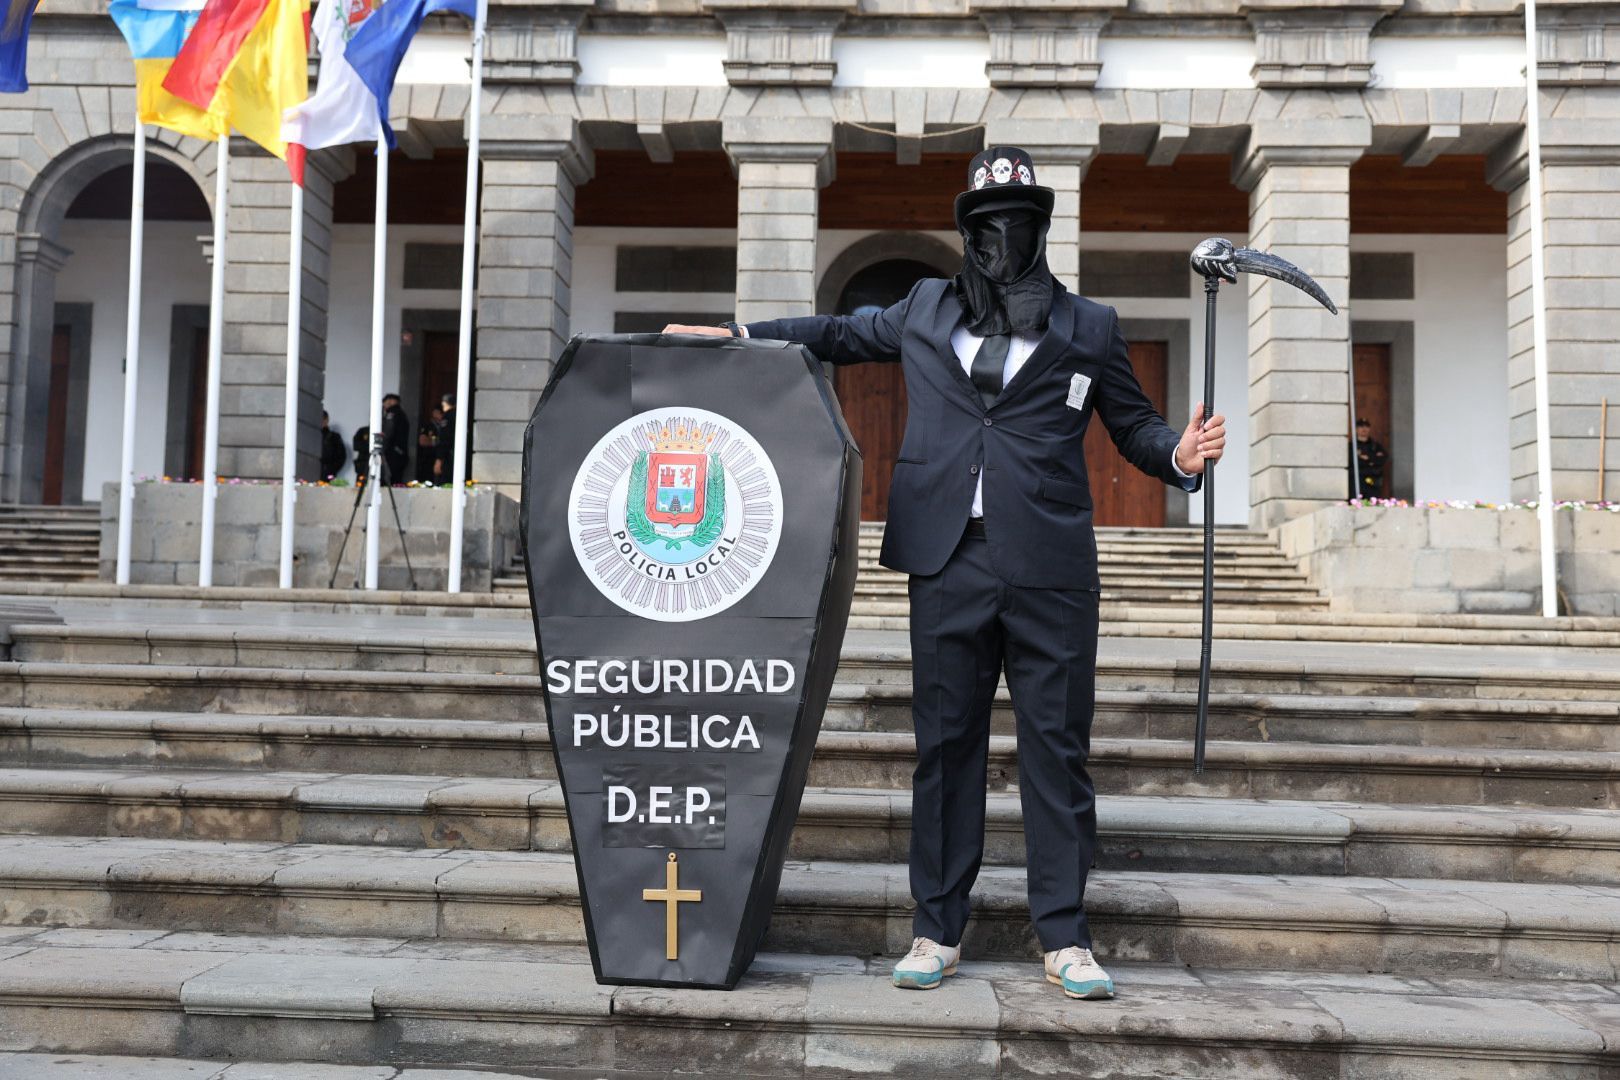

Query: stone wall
98 483 519 592
1275 505 1620 616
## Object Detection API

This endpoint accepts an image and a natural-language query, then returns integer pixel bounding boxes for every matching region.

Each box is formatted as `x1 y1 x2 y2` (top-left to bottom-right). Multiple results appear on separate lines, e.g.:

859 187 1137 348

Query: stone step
15 625 1619 701
2 834 1616 979
0 1052 561 1080
1 934 1613 1079
10 661 1620 740
856 559 1310 577
1 764 1615 885
5 580 1616 633
8 705 1617 807
853 586 1324 604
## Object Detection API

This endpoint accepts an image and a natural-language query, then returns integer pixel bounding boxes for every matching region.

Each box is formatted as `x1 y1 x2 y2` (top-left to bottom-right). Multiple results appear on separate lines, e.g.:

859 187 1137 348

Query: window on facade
403 243 462 290
616 247 736 293
1349 253 1415 300
1078 252 1189 298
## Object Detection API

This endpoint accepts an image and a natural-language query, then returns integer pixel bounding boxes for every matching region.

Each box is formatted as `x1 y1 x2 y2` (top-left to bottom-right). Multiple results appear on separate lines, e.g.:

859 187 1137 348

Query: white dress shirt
950 325 1199 517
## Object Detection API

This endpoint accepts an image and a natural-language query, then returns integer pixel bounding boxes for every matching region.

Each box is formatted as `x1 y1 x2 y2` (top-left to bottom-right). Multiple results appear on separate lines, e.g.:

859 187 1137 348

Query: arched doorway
821 233 959 521
10 136 214 504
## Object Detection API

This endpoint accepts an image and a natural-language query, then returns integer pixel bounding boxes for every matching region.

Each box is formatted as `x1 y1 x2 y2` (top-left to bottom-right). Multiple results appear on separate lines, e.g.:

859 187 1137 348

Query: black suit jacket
746 278 1195 589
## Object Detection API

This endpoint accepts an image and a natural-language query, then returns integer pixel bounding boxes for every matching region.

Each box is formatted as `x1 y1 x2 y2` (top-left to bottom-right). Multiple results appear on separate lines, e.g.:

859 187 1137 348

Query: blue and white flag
344 0 473 149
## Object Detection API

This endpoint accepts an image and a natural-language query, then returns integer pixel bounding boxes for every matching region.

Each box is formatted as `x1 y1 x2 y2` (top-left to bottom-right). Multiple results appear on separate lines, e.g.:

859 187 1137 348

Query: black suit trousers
907 525 1100 952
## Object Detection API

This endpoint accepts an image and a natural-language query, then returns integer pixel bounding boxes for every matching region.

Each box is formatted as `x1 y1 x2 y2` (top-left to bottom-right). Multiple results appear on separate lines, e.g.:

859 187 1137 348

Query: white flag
281 0 382 149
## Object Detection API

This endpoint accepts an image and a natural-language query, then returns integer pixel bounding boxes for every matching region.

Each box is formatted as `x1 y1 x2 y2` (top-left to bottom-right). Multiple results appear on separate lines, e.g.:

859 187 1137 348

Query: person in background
320 410 346 481
352 425 370 483
436 392 457 484
416 407 443 484
1354 417 1389 499
380 393 411 484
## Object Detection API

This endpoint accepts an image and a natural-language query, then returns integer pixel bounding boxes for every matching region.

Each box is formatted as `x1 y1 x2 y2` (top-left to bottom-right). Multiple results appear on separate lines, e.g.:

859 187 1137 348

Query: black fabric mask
953 207 1061 336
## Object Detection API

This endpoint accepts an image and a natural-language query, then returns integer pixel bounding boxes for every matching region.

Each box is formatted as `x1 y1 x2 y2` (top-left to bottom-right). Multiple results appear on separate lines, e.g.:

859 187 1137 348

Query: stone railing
1274 504 1620 616
98 482 520 592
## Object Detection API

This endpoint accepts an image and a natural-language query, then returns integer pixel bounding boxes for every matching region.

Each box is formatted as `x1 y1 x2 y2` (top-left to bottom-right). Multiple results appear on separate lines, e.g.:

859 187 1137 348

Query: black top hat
954 146 1056 227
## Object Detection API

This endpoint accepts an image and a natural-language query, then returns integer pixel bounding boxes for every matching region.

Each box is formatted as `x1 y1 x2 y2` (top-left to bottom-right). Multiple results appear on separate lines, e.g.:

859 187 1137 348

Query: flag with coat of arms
282 0 386 151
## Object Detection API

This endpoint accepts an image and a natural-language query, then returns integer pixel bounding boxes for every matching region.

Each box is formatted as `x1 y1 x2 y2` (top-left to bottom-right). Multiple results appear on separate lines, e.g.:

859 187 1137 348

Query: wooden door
417 330 460 415
834 363 907 521
43 326 72 505
1352 343 1392 497
185 325 209 480
1085 341 1169 527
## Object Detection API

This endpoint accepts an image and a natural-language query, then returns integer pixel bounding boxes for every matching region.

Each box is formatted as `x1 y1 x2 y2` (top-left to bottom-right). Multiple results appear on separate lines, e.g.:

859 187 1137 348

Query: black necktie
970 334 1010 408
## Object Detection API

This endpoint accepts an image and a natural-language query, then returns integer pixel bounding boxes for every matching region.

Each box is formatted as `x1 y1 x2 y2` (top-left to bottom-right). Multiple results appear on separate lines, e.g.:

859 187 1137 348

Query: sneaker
892 936 960 990
1044 946 1114 1000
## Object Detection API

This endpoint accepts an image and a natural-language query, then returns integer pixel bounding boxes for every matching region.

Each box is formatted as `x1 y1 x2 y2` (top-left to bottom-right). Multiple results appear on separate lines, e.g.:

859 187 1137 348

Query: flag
282 0 383 151
1 0 42 93
345 0 473 149
110 0 226 139
163 0 310 181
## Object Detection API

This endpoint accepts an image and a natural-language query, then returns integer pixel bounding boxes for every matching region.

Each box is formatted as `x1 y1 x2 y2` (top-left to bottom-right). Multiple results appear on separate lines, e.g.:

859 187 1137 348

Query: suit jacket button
969 465 980 475
982 417 993 427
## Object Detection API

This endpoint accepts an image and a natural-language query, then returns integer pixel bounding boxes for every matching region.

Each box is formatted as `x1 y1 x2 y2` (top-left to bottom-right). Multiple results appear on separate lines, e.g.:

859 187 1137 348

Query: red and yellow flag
163 0 310 182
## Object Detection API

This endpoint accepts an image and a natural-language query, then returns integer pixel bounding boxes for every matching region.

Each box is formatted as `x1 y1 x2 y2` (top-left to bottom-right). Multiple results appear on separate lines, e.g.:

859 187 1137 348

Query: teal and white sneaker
1044 946 1115 1000
892 936 960 990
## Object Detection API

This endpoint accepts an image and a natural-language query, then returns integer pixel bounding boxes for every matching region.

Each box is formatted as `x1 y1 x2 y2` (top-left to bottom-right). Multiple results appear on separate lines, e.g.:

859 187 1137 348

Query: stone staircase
498 521 1330 627
0 611 1615 1076
0 504 100 583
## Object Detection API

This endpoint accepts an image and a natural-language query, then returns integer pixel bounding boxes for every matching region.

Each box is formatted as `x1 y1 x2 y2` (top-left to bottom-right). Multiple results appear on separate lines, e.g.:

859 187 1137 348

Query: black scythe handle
1195 276 1219 774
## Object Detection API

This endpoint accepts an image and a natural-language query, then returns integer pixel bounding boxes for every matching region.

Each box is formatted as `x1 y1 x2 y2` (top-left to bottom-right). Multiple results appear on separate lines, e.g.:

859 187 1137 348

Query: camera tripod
330 434 420 591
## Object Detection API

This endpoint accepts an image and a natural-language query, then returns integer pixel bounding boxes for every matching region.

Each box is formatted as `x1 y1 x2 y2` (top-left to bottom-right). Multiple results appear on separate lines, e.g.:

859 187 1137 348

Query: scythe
1187 238 1339 773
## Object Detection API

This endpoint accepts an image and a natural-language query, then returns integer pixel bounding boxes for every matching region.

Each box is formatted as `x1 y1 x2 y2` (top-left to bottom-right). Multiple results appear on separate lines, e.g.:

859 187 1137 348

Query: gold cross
642 851 702 961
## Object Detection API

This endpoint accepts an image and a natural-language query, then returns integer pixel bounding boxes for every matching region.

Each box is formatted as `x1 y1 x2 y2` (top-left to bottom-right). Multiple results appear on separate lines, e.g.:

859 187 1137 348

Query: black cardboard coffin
522 333 861 989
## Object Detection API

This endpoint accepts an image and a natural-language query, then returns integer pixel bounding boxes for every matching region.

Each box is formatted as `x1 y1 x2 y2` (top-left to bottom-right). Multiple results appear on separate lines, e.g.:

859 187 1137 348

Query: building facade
3 0 1617 534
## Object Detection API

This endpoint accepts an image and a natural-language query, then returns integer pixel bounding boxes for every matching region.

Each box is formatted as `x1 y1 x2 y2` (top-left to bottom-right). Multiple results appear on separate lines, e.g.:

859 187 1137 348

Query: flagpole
365 137 388 590
198 133 229 588
115 123 147 586
447 0 486 594
279 181 303 588
1523 0 1558 617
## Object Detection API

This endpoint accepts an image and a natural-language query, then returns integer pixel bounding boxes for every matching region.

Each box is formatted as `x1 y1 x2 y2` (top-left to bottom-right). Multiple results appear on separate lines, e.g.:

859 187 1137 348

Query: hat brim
955 184 1055 227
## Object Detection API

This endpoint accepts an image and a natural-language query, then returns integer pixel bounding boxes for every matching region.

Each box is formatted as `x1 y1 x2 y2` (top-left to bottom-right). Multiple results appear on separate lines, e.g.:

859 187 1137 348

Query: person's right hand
663 324 732 336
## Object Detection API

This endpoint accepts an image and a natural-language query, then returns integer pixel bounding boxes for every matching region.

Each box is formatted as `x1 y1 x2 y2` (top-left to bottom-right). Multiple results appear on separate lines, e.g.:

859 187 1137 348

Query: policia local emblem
523 333 860 989
569 407 783 622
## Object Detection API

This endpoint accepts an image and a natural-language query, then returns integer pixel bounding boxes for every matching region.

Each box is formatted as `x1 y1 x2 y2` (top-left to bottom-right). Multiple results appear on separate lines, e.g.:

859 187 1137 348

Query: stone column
723 117 834 323
4 234 72 503
217 143 349 480
983 118 1099 292
474 115 593 490
1234 117 1369 530
1490 120 1620 501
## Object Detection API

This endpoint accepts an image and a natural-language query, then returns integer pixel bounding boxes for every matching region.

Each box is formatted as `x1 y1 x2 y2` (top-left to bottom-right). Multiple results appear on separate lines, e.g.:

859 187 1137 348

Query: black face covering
954 207 1061 336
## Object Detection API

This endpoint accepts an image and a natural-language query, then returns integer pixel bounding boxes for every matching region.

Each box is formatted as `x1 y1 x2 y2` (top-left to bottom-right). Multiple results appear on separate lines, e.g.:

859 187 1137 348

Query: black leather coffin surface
522 333 861 989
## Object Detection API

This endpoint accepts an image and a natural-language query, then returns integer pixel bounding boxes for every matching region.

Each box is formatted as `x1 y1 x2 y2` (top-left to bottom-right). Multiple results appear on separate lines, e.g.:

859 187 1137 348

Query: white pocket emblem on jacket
1066 373 1092 411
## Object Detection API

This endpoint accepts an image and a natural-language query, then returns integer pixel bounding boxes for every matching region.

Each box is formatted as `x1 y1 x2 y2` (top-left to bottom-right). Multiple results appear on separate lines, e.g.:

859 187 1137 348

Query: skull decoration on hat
955 146 1056 226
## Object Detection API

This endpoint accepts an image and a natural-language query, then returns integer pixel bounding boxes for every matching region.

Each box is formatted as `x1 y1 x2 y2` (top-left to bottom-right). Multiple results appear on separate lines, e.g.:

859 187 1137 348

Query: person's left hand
1175 402 1226 475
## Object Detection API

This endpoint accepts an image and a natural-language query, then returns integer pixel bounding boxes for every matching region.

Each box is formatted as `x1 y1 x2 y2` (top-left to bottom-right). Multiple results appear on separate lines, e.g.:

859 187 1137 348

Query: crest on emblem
627 425 725 553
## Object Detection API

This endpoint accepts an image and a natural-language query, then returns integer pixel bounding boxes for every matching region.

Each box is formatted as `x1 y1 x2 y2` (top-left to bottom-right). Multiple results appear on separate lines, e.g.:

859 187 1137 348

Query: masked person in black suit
667 147 1225 1001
